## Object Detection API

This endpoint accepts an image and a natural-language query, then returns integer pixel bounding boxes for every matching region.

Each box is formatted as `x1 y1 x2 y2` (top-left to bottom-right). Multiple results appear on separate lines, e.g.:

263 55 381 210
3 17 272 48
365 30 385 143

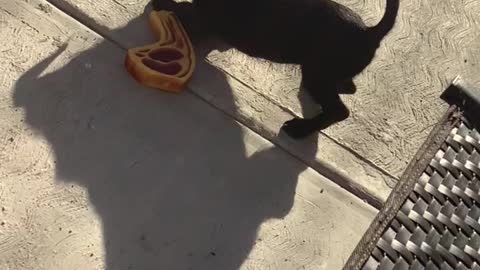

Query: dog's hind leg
281 65 350 139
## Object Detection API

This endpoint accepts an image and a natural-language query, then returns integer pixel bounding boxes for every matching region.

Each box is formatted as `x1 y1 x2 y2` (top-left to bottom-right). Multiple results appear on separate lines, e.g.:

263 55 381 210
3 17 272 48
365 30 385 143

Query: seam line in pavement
207 53 397 183
46 0 128 51
44 0 388 207
320 134 398 182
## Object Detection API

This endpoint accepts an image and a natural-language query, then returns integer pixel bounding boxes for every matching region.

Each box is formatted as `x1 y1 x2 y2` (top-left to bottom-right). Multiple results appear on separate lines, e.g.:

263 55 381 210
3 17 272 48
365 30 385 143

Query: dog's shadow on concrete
13 3 318 270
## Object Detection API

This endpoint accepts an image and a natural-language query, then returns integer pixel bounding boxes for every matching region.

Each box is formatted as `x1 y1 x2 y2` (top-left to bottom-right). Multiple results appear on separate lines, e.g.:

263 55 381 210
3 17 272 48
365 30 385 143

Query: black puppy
152 0 399 139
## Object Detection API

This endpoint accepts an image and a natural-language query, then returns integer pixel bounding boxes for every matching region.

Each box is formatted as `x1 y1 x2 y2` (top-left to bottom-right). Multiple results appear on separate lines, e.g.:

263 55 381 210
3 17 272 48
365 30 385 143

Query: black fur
152 0 399 138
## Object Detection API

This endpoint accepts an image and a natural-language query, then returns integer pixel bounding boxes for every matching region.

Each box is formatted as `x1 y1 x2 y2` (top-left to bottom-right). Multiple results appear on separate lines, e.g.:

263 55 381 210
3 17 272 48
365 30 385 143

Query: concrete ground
41 0 480 203
0 1 375 270
0 0 478 269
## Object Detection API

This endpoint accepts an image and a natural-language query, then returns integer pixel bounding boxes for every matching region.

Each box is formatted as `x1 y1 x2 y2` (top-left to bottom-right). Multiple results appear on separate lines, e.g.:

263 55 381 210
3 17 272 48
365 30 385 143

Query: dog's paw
281 118 315 139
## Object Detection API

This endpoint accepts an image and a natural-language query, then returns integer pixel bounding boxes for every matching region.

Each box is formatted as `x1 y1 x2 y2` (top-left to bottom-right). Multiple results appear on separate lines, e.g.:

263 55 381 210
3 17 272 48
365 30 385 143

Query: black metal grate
362 119 480 270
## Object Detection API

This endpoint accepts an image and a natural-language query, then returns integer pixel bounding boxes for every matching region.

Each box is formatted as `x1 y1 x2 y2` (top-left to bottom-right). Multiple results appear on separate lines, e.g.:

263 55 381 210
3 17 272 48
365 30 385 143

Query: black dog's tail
368 0 399 39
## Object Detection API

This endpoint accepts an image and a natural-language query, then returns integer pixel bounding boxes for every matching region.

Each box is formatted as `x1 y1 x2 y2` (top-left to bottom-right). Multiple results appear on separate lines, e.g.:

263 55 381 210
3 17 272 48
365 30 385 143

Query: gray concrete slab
45 0 396 203
0 1 376 269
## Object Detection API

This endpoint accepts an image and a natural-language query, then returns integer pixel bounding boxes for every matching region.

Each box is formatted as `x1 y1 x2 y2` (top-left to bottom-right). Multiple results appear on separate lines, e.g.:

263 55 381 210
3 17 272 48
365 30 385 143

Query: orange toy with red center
125 10 196 93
